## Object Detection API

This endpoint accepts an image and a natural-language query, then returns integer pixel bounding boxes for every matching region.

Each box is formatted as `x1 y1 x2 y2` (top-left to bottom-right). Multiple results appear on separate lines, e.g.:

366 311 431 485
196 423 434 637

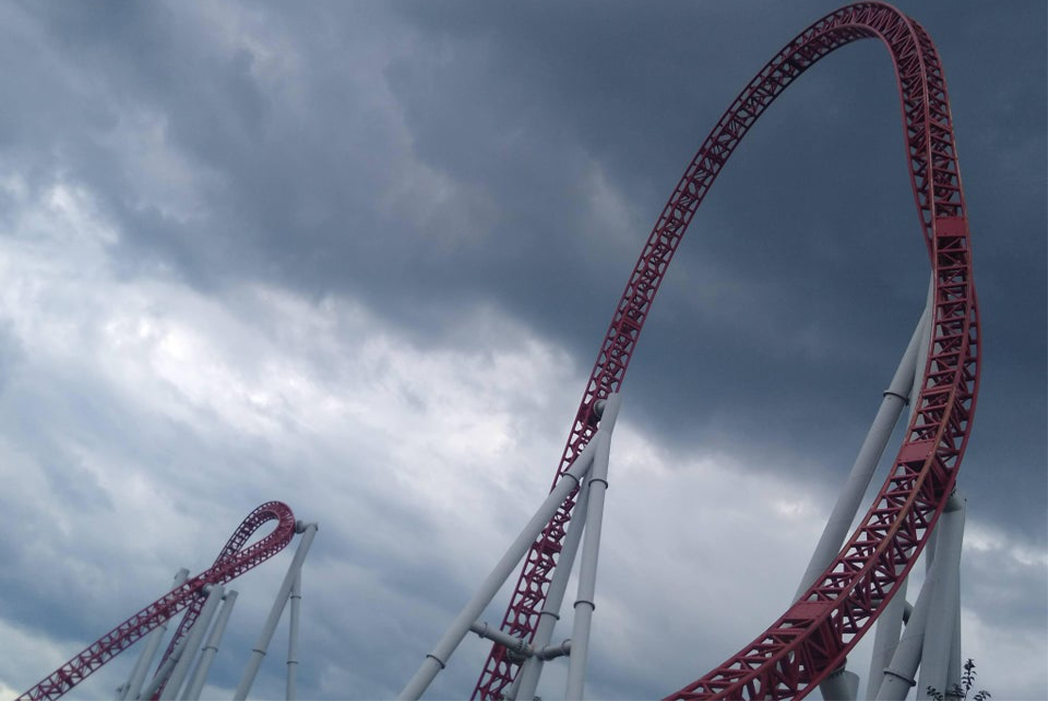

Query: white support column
512 477 593 701
820 668 860 701
123 568 189 701
287 570 302 701
866 578 909 700
398 398 620 701
875 578 934 701
161 584 224 700
234 522 318 701
876 495 964 701
945 597 962 699
797 304 928 600
565 394 622 701
917 496 965 699
182 590 239 701
869 279 936 698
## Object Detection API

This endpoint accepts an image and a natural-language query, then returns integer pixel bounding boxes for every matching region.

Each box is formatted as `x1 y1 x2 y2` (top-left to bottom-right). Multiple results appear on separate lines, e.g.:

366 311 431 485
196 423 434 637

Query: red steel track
18 501 298 701
473 3 979 699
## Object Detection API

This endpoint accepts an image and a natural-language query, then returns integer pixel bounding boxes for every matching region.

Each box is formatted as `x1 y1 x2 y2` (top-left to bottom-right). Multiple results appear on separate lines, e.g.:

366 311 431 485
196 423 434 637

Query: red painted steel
473 3 979 699
17 501 298 701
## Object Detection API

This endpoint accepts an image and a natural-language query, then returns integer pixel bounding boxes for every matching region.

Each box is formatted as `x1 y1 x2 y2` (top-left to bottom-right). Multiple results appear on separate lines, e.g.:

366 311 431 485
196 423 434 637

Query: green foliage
926 658 991 701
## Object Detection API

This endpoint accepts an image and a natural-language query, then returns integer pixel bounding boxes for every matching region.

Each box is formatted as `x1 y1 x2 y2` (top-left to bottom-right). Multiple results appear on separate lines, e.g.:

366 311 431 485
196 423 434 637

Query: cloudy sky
0 1 1044 699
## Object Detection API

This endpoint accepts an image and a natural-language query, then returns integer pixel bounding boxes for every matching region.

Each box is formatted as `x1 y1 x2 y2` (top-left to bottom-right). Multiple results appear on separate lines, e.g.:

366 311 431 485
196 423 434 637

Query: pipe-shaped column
234 522 318 701
397 407 612 701
182 590 238 701
161 585 224 700
139 625 192 700
123 568 189 701
946 597 962 698
469 622 529 657
287 571 302 701
564 393 622 701
876 495 964 700
821 669 860 701
866 578 910 700
869 278 936 699
512 478 593 701
917 496 966 699
795 305 928 599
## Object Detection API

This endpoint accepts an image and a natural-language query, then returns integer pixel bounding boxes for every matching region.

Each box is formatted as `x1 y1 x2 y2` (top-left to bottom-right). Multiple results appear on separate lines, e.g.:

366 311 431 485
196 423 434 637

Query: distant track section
472 3 979 699
18 501 298 701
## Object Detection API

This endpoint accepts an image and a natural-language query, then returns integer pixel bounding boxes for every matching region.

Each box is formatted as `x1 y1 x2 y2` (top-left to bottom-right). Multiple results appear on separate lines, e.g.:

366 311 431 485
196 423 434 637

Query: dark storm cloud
1 1 1044 698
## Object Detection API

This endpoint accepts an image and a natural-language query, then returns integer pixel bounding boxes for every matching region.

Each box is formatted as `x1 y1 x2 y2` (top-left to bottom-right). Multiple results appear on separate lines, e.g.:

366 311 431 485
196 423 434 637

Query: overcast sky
0 1 1044 700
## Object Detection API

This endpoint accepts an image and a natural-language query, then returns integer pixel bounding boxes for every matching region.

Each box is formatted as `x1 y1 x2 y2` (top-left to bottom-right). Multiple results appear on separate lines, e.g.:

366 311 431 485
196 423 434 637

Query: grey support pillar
123 568 189 701
821 669 860 701
866 578 909 700
917 496 965 699
397 398 621 701
876 496 964 701
512 478 593 701
869 279 937 699
287 571 302 701
183 590 239 700
161 584 224 700
796 304 928 600
234 521 318 701
565 394 622 700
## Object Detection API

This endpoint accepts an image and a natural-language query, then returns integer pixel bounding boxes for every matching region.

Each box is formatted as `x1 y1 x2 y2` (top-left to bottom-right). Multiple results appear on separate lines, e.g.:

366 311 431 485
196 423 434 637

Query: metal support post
821 668 860 701
287 570 302 701
869 278 937 699
161 584 224 700
876 495 964 701
397 398 620 701
139 627 191 700
122 568 189 701
183 590 239 701
866 578 910 700
796 304 928 599
512 478 593 701
917 496 965 699
946 598 962 698
565 394 622 700
234 521 319 701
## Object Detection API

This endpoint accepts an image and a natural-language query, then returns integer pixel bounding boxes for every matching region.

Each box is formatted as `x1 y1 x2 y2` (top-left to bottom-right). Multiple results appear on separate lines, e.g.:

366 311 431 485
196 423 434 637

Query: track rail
18 501 298 701
473 3 979 699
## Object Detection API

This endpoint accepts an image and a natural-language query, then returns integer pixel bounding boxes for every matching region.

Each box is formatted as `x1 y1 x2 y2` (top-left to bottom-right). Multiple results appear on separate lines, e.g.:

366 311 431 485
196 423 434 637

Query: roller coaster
17 3 978 699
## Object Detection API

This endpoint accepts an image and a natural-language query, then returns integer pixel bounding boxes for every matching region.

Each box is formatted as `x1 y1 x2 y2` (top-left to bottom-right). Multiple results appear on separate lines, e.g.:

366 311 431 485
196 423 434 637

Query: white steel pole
123 568 189 701
795 305 928 600
875 576 935 701
821 668 860 701
286 570 302 701
946 593 962 697
917 496 965 699
876 494 962 701
161 584 224 700
139 626 191 700
234 522 318 701
867 577 910 700
565 394 622 701
397 422 606 701
869 278 936 698
512 477 593 701
183 590 239 701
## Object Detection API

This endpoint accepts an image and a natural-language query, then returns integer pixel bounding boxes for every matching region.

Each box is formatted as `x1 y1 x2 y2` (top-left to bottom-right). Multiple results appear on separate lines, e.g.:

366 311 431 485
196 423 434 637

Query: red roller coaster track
18 501 299 701
473 3 979 699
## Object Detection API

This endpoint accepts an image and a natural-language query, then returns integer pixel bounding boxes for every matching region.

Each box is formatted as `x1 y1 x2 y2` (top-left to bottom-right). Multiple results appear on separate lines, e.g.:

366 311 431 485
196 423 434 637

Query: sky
0 1 1044 700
